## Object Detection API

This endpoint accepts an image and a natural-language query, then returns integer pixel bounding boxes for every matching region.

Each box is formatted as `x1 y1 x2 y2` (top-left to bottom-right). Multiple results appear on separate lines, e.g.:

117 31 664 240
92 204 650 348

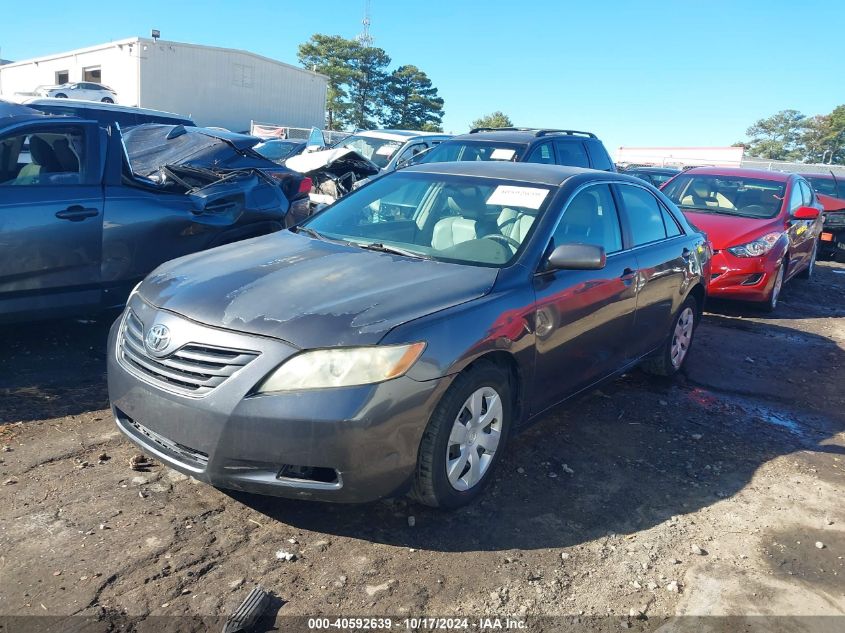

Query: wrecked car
108 162 708 508
284 147 380 206
0 101 291 323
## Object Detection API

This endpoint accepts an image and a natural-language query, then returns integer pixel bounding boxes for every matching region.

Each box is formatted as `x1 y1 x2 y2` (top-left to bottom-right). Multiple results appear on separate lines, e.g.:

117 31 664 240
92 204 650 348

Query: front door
0 121 104 319
531 183 638 414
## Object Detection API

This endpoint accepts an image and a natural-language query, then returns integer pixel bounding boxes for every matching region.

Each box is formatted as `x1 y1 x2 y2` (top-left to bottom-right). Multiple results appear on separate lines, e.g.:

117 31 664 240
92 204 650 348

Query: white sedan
39 82 117 103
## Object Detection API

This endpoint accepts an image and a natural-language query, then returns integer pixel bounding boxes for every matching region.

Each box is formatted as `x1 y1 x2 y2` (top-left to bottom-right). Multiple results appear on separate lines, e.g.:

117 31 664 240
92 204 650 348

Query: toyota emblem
145 324 171 354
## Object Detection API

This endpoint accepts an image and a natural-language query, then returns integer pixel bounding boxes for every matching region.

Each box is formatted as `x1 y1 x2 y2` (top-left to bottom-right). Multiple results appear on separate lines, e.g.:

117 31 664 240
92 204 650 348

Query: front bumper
107 298 450 503
705 249 779 302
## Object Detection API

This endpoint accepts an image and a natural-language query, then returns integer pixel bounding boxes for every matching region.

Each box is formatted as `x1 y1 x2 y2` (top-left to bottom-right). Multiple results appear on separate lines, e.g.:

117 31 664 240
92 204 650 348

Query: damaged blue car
0 101 297 323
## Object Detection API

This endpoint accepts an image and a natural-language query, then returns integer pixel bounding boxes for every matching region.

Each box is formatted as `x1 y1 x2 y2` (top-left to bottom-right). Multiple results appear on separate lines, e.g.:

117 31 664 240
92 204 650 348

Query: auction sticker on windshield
490 148 516 161
487 185 549 209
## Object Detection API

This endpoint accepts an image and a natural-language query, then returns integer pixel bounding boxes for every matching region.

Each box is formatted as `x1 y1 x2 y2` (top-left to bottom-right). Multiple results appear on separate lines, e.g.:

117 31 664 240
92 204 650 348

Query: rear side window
0 126 89 186
618 184 668 246
553 140 589 168
525 142 554 165
661 205 682 237
586 139 614 171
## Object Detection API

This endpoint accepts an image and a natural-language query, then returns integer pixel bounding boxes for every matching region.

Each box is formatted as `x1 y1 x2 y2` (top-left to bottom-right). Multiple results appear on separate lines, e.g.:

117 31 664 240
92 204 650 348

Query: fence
249 121 352 145
739 157 845 176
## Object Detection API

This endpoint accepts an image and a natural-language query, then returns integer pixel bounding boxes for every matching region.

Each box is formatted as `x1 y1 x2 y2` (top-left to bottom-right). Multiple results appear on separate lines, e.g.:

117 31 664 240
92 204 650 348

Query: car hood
680 210 783 249
138 230 497 348
817 193 845 212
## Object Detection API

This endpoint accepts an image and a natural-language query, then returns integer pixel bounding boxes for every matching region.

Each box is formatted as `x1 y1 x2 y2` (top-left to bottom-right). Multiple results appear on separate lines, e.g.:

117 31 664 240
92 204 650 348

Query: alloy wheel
670 307 695 369
445 386 503 491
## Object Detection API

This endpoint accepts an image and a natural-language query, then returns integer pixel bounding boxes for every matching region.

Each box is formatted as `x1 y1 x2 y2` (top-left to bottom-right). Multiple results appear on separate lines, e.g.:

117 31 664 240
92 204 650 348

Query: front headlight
256 342 426 393
727 232 783 257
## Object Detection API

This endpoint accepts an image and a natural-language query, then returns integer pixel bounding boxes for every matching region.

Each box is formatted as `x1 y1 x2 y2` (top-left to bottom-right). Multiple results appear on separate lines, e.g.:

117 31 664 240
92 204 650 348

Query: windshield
254 140 301 162
421 141 526 164
334 135 403 169
805 176 839 197
663 174 785 219
302 172 554 267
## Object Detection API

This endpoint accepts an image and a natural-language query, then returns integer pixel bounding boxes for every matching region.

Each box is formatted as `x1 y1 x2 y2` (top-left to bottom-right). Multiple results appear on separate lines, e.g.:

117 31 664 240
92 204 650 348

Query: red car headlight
726 232 783 258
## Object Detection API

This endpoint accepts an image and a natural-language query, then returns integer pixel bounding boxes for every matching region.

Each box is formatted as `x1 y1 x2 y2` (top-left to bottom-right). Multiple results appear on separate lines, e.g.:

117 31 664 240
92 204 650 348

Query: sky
2 0 843 152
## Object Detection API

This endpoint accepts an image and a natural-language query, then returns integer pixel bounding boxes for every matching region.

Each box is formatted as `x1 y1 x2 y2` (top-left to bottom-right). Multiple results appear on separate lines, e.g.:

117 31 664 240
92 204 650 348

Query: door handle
55 205 99 221
620 267 638 286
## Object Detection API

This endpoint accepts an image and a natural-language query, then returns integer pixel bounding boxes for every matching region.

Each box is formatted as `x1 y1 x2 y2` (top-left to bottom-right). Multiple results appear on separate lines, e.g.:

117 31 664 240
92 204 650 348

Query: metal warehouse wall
137 39 327 132
0 40 140 104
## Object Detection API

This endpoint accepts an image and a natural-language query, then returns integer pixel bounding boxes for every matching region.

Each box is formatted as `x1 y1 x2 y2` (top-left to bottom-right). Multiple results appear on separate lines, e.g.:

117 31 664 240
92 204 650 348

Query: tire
411 362 512 508
641 297 698 377
101 97 114 103
55 93 67 98
797 240 817 279
760 262 785 313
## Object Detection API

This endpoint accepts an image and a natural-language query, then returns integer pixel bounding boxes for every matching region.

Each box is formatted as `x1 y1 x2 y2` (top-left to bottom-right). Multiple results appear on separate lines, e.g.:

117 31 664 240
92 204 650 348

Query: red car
661 168 823 311
802 172 845 261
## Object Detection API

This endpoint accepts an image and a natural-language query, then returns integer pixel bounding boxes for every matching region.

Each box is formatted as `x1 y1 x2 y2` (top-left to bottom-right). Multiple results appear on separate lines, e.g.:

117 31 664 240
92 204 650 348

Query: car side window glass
799 180 814 206
525 142 554 165
0 127 87 186
660 204 682 237
788 182 803 212
619 185 668 246
553 140 589 168
551 184 623 254
585 139 614 171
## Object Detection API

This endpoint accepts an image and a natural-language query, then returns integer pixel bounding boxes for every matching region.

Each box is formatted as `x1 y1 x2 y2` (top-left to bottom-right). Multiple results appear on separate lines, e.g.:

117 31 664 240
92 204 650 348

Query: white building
615 146 745 168
0 37 328 132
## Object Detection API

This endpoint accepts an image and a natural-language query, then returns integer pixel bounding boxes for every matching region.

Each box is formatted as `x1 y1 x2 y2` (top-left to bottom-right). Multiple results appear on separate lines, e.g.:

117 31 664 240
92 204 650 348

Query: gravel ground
1 260 844 632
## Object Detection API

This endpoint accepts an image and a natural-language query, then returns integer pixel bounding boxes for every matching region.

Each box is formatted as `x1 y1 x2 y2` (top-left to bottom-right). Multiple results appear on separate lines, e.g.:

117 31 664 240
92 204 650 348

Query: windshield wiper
294 226 326 240
357 242 431 259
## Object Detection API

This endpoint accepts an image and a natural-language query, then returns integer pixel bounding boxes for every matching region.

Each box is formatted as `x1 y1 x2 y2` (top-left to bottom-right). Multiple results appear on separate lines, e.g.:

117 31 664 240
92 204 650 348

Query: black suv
418 127 616 171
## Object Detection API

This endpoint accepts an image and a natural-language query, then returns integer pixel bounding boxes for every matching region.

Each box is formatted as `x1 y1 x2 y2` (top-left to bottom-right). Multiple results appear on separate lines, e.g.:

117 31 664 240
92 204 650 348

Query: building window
232 63 254 88
55 70 69 84
83 66 102 82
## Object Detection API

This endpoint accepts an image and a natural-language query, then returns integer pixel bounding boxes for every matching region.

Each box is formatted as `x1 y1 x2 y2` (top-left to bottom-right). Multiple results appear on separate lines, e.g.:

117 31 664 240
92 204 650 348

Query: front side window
788 181 803 212
0 127 87 186
553 140 589 168
334 135 403 169
663 175 786 219
304 172 554 267
799 180 814 206
525 142 554 165
551 184 623 254
421 141 526 164
618 184 667 246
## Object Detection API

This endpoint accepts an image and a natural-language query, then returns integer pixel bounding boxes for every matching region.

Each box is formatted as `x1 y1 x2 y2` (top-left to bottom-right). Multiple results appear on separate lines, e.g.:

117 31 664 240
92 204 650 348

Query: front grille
118 310 259 396
119 408 209 468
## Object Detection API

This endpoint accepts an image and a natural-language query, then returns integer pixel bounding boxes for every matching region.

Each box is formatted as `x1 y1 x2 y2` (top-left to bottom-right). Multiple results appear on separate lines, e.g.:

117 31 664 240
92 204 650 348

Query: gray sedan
108 162 710 508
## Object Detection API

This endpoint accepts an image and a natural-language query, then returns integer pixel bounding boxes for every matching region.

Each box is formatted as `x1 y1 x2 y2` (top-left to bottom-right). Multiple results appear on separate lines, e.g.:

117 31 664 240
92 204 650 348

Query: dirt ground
1 261 844 632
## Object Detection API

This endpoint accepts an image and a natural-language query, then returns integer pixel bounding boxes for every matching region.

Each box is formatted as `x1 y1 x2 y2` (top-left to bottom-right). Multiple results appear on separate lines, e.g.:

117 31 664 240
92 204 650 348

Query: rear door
552 139 590 168
531 183 638 413
0 121 105 320
615 182 690 359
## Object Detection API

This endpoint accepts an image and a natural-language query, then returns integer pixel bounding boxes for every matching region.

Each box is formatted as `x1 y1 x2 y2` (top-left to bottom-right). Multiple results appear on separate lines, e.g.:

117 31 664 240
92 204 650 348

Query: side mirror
546 243 606 271
793 206 820 220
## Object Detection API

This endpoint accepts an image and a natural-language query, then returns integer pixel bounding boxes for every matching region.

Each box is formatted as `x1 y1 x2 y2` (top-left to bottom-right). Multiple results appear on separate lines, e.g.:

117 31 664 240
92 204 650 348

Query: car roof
354 129 447 142
23 97 190 120
682 166 793 182
800 172 840 180
448 129 598 144
404 160 628 186
0 100 43 120
626 167 680 174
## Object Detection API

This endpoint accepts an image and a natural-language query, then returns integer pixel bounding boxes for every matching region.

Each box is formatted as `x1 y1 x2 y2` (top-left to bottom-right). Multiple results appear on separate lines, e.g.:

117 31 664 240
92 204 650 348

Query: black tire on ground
411 361 512 509
797 240 817 279
101 97 114 103
641 296 698 377
54 93 67 98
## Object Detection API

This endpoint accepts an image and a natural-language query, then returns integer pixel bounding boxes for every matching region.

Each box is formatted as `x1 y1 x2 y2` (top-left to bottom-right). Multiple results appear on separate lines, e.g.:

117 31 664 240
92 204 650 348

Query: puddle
683 387 807 438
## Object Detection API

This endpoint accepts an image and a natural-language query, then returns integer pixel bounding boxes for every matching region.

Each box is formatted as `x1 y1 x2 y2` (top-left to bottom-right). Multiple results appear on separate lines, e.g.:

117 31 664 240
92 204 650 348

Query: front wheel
797 240 817 279
411 362 512 508
54 93 67 98
641 297 698 377
760 262 785 313
101 97 114 103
